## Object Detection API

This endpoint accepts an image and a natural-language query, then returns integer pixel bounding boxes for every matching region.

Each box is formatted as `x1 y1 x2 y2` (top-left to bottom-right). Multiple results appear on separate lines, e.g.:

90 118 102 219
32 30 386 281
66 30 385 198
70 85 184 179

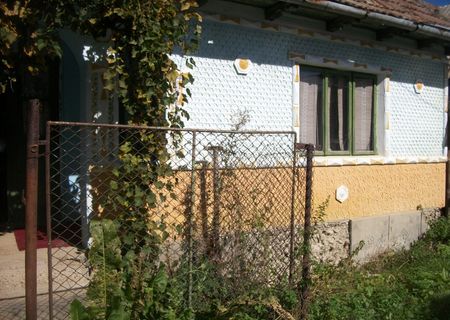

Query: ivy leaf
152 268 168 293
110 180 118 190
181 1 198 11
69 300 90 320
108 297 130 320
154 181 164 189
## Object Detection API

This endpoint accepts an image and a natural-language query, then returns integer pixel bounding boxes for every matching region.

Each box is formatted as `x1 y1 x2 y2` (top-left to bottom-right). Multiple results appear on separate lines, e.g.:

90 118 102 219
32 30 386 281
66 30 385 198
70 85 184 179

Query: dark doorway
0 82 24 230
0 59 60 231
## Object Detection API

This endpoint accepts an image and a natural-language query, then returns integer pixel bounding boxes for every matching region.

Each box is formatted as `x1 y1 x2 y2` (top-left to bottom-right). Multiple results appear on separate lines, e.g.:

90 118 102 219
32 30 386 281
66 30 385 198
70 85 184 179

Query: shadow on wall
189 20 444 89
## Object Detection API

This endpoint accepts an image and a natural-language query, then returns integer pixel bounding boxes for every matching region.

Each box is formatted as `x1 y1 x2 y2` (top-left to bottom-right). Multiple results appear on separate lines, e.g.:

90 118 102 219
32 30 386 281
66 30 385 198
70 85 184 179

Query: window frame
299 65 378 156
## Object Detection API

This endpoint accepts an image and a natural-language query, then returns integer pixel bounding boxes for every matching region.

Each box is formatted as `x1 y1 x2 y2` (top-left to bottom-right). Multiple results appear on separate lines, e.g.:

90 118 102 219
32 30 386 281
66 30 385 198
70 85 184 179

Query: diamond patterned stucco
174 20 446 157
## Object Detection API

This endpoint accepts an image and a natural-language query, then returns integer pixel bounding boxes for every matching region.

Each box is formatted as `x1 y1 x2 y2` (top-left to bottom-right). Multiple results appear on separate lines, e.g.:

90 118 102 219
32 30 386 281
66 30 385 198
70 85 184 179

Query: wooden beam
417 39 436 50
376 27 408 41
445 46 450 56
326 17 356 32
265 2 296 21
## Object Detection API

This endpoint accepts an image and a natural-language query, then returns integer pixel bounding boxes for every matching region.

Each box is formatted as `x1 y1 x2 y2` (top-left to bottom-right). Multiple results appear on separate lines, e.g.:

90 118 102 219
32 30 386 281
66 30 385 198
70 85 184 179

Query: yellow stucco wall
89 162 445 226
313 163 446 221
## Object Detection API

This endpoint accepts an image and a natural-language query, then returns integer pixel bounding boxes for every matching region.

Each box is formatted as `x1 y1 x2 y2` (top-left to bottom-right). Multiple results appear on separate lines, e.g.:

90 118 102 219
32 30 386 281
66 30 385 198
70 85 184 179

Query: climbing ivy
2 1 201 318
73 0 201 126
1 0 200 127
0 0 66 95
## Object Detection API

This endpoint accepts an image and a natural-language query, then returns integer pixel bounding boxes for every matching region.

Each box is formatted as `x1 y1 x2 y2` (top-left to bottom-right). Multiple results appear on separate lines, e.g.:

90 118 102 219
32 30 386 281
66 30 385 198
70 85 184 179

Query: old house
175 0 450 260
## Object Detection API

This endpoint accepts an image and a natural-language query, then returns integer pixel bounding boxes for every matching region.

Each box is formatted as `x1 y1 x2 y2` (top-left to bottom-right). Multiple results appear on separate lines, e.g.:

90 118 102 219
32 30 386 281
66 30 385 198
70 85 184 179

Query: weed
309 216 450 320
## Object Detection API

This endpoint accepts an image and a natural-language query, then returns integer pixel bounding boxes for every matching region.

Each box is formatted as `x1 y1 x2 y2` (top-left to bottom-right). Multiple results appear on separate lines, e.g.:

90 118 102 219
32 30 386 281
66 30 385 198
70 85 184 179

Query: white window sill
313 155 446 167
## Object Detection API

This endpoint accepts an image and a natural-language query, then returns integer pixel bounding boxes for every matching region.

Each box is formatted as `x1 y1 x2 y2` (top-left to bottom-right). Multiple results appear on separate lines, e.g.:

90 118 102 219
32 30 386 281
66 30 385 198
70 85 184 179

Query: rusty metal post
187 131 197 308
209 146 222 259
45 122 54 320
288 134 298 285
198 161 209 244
25 99 40 320
300 144 314 320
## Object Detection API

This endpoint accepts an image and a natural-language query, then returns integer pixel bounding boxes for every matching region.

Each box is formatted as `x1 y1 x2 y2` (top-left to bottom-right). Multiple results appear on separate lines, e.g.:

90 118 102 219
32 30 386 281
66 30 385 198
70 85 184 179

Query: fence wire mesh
46 122 311 319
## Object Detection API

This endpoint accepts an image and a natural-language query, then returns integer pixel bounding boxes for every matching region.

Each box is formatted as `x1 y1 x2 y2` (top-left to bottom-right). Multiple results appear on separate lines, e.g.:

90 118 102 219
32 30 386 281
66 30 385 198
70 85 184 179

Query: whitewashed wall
174 19 446 157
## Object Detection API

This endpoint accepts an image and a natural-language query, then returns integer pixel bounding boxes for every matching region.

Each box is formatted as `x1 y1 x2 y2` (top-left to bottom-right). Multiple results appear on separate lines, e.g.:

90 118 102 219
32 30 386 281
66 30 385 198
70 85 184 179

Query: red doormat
13 229 69 251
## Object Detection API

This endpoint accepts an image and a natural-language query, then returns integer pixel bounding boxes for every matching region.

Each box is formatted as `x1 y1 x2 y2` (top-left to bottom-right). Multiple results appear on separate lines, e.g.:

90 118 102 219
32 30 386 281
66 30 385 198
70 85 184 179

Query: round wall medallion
234 58 252 75
336 185 349 203
414 80 424 94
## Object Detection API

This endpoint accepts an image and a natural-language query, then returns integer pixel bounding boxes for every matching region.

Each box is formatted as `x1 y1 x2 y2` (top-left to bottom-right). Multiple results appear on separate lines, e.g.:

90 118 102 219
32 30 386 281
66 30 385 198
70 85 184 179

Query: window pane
300 69 323 150
354 77 374 152
327 75 349 152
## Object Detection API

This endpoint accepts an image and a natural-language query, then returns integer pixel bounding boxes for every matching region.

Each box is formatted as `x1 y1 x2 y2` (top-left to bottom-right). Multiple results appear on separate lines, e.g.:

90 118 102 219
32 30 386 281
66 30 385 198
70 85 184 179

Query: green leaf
153 268 168 293
146 191 156 204
110 180 118 190
108 310 130 320
154 181 164 189
70 300 90 320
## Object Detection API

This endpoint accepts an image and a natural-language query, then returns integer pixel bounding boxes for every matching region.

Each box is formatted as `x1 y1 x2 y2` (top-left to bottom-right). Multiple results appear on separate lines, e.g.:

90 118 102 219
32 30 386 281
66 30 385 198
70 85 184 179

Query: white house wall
178 19 447 158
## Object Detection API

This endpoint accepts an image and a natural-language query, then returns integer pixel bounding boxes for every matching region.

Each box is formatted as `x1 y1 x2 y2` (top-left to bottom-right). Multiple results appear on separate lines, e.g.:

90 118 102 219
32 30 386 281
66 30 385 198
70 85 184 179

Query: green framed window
299 65 377 155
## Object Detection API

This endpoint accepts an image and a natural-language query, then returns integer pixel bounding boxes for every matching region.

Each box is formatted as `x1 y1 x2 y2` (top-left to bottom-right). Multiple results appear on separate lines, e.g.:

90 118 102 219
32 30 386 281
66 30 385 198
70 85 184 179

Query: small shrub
308 216 450 320
424 216 450 244
427 291 450 320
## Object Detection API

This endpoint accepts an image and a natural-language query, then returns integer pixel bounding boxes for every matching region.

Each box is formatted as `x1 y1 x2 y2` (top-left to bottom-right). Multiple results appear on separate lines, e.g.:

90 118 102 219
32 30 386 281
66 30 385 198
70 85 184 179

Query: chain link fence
46 122 312 319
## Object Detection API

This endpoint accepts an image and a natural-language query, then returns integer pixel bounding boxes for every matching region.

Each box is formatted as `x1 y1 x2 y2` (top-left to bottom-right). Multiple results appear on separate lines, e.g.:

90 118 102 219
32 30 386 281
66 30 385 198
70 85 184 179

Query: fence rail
44 121 313 319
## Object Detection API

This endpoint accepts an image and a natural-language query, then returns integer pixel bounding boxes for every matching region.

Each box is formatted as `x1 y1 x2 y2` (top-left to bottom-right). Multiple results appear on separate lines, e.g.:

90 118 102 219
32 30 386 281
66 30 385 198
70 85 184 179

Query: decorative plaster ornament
385 77 390 93
336 185 349 203
234 58 252 75
414 80 424 94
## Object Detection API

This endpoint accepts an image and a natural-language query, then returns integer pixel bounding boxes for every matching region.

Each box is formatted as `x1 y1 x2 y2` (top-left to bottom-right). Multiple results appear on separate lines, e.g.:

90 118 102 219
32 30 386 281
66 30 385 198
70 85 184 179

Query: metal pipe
199 161 209 243
288 133 298 285
188 131 197 308
46 121 295 135
208 146 223 259
45 122 54 319
300 0 367 18
300 144 314 320
417 24 450 41
25 99 40 320
287 0 450 42
366 12 417 31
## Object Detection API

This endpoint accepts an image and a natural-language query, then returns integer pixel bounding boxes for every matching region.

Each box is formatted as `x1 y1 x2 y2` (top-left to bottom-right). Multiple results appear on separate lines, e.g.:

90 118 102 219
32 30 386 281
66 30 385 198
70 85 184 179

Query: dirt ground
0 232 88 320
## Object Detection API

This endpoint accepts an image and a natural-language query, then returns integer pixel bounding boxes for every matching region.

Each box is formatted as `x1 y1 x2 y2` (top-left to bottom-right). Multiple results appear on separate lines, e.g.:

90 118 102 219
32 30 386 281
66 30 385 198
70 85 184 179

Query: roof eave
283 0 450 42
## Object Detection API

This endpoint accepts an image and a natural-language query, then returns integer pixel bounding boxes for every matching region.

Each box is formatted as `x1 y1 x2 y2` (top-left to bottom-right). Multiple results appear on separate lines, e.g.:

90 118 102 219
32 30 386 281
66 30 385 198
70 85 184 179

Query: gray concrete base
349 208 441 263
309 208 441 264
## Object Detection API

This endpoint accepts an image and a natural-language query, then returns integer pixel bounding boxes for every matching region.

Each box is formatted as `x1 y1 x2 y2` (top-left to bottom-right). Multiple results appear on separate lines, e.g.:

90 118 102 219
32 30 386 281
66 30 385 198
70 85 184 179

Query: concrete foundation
348 208 441 263
311 220 350 264
311 208 441 264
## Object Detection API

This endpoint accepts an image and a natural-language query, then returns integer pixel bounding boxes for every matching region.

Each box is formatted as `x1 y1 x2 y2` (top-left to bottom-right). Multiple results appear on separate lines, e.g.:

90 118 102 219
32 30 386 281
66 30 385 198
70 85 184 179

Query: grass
308 216 450 320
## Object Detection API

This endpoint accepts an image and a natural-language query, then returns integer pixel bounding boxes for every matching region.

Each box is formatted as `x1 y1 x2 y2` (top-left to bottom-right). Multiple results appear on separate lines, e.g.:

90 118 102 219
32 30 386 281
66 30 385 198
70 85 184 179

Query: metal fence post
25 99 40 320
45 122 54 320
289 134 298 285
199 161 209 244
300 144 314 320
209 146 222 259
188 131 197 308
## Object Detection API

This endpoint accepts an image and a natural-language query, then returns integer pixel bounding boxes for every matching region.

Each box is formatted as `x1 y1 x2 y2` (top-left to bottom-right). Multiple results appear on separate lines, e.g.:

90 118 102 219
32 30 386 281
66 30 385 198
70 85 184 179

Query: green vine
2 1 201 318
1 0 200 124
74 0 201 127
